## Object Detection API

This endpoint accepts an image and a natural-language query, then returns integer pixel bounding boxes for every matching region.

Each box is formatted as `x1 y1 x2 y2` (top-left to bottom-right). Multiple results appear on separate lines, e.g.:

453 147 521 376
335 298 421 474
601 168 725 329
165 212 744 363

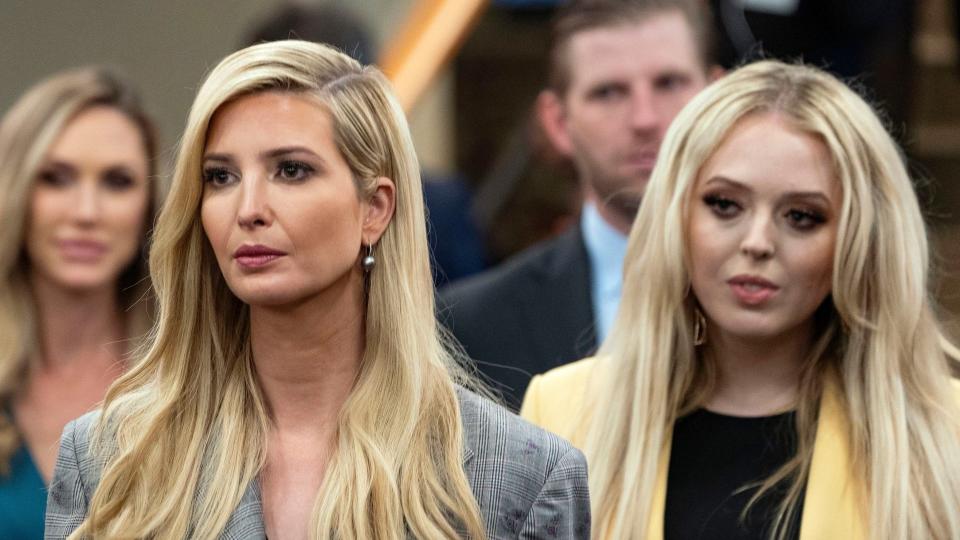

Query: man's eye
588 84 627 101
277 161 314 181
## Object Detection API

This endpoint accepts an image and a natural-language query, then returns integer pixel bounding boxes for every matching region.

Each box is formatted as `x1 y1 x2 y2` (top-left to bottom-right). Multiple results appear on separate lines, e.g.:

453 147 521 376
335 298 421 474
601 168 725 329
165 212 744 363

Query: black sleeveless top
664 409 804 540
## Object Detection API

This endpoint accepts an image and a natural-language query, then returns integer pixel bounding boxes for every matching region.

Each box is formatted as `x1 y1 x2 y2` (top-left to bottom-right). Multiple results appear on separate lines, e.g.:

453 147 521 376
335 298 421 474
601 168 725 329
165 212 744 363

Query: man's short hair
547 0 715 95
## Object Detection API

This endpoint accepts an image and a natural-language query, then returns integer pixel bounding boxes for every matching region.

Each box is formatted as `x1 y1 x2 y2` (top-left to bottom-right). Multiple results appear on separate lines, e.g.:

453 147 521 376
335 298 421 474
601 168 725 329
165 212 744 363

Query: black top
664 408 804 540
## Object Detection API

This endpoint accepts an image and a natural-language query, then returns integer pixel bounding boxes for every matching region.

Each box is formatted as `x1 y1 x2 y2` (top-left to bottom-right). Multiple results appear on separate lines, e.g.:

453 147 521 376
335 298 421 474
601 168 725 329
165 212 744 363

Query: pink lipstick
233 244 286 269
727 275 780 306
59 239 107 262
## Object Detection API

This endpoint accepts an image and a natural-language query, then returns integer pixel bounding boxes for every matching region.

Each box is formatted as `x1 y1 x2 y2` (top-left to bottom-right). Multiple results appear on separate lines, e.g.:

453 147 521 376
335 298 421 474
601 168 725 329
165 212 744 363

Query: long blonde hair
582 60 960 539
0 67 159 475
75 41 486 539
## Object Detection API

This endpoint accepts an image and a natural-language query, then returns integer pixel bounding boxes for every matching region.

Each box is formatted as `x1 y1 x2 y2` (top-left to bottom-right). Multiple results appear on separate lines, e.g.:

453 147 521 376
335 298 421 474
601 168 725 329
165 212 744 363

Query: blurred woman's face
687 113 841 344
200 92 382 308
25 106 151 293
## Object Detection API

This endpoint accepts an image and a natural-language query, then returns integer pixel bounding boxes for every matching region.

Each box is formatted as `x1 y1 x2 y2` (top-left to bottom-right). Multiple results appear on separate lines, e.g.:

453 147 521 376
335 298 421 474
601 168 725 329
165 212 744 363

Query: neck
703 322 814 416
250 272 365 435
30 271 125 371
583 188 635 235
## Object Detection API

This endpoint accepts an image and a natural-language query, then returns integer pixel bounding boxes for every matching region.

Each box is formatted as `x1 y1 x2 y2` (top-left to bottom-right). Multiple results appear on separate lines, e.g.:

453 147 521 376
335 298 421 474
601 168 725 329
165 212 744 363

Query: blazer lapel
220 480 266 540
798 377 866 540
520 226 597 368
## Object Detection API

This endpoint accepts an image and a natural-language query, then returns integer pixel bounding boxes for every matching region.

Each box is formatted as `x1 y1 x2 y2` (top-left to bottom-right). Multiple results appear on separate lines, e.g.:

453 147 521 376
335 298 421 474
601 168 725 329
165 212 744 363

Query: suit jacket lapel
220 480 266 539
520 225 597 369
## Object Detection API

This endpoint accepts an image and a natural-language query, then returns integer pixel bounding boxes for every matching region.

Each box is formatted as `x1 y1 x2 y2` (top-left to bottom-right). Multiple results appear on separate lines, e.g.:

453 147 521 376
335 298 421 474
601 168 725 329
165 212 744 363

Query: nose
629 87 658 133
740 212 775 260
237 176 273 229
71 179 101 227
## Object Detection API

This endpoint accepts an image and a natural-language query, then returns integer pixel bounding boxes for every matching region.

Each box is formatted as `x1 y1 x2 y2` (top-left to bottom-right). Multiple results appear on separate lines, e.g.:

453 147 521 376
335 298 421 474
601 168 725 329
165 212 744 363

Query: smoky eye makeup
702 193 742 218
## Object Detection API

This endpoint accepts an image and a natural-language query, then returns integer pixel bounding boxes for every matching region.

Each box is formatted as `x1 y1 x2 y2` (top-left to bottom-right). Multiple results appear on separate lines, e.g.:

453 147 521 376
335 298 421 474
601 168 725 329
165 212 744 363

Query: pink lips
727 275 780 306
233 244 286 269
59 239 108 262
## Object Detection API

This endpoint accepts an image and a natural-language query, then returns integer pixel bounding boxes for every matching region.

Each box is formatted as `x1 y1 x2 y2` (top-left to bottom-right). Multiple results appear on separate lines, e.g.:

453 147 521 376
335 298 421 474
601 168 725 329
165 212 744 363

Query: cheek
286 193 363 267
789 237 835 298
26 188 63 240
200 198 231 258
687 211 725 287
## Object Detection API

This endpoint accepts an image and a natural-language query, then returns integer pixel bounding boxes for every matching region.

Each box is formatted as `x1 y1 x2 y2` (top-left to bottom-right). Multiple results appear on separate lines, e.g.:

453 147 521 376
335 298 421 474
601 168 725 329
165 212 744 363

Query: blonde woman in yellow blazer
521 61 960 540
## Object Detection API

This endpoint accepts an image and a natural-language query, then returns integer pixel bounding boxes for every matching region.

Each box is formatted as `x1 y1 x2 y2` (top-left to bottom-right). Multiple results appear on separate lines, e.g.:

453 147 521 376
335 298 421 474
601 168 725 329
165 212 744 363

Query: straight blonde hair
0 67 159 475
581 60 960 539
74 41 486 539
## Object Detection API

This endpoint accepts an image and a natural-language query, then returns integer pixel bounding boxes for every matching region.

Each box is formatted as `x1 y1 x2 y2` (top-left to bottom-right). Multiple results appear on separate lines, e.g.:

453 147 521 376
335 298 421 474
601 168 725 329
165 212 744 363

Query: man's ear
707 64 725 83
536 89 575 157
362 177 396 244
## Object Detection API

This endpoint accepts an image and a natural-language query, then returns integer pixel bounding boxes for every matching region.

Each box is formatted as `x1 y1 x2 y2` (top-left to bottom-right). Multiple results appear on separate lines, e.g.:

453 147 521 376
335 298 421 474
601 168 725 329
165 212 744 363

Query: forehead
698 114 840 203
564 11 702 89
49 106 145 162
205 91 335 153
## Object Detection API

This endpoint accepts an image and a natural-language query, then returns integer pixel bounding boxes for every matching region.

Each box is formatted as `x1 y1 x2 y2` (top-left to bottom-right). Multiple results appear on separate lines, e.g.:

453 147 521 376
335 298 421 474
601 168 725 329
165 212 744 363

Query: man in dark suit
441 0 720 409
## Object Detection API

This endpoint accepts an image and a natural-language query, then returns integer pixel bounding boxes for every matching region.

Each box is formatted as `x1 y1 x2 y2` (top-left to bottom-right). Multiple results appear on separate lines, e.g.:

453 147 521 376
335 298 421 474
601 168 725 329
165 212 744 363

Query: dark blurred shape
711 0 915 141
424 175 487 287
245 3 377 63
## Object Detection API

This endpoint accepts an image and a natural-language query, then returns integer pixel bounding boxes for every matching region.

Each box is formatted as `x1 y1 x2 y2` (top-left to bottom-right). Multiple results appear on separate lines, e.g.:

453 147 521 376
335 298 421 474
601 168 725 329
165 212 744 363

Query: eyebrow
703 175 833 205
202 146 325 164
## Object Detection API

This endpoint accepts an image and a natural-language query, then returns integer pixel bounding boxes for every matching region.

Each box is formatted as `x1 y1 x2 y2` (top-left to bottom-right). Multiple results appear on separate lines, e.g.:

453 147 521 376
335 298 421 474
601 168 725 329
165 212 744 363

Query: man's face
545 11 711 230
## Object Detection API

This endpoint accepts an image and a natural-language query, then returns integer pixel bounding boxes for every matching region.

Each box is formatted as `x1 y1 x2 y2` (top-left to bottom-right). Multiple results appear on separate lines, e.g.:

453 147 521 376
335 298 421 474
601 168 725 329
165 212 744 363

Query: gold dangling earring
693 306 707 346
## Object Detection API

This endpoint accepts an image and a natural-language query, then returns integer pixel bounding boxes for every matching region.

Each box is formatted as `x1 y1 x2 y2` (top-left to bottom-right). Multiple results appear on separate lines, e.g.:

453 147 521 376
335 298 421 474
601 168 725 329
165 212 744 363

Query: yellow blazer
520 357 867 540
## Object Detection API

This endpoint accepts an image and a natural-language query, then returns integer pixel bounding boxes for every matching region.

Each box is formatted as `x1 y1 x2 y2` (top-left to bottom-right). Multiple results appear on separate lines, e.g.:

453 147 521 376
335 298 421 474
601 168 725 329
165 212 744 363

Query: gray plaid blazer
45 388 590 539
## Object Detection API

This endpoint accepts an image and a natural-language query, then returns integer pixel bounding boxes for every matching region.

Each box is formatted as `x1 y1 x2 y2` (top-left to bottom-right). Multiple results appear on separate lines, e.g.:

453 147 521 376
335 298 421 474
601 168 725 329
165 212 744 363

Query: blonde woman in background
0 67 158 538
45 41 590 539
522 60 960 539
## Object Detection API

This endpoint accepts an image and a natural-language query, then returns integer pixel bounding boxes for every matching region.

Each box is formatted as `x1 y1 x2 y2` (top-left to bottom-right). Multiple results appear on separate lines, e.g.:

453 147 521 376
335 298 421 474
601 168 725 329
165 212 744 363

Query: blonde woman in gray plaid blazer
44 41 589 539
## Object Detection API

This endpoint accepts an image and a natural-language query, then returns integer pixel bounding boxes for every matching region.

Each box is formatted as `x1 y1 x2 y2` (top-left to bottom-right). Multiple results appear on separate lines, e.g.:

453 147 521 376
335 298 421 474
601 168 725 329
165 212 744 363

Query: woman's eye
277 161 313 182
202 167 235 187
37 170 71 188
703 195 741 218
785 208 826 231
103 171 135 191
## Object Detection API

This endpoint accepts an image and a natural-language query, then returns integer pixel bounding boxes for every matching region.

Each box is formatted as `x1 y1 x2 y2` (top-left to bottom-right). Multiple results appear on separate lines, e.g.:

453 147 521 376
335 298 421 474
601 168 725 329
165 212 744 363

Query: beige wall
0 0 454 173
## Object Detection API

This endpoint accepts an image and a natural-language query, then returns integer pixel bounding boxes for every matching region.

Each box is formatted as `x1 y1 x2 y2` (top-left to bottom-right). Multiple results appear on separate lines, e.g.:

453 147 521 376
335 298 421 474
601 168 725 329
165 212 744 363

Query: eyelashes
701 194 828 232
202 160 316 188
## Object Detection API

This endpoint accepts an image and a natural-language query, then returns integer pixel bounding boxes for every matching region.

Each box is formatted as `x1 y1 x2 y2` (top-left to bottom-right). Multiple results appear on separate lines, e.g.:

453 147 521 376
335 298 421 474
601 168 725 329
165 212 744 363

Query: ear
535 89 575 157
362 176 396 245
707 65 725 83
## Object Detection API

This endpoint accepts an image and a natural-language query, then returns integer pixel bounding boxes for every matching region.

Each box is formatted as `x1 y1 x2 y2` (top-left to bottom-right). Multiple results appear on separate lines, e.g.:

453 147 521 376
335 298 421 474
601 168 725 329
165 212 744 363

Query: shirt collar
581 202 629 297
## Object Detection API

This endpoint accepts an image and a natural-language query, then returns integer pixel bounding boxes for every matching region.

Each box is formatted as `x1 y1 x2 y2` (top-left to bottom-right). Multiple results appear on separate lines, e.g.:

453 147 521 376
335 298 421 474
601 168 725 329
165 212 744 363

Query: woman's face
201 91 393 308
25 105 151 293
687 113 841 343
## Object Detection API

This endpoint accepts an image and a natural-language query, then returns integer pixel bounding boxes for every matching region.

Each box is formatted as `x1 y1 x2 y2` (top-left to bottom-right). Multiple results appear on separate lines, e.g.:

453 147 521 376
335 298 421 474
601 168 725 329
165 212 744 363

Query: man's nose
629 88 659 133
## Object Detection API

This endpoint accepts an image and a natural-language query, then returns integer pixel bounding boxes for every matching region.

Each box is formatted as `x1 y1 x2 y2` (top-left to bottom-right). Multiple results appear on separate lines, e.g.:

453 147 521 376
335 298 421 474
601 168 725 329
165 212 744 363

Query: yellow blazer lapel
799 378 867 540
645 440 670 540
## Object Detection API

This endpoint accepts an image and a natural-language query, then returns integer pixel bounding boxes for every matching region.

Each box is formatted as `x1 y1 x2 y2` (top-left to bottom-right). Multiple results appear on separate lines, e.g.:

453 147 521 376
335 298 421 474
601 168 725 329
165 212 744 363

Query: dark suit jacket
439 226 597 410
45 388 591 539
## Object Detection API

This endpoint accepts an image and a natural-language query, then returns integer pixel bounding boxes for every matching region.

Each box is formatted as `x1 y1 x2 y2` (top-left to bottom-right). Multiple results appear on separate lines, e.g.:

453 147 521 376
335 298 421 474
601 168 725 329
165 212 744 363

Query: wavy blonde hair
0 67 159 475
75 41 486 539
581 60 960 539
